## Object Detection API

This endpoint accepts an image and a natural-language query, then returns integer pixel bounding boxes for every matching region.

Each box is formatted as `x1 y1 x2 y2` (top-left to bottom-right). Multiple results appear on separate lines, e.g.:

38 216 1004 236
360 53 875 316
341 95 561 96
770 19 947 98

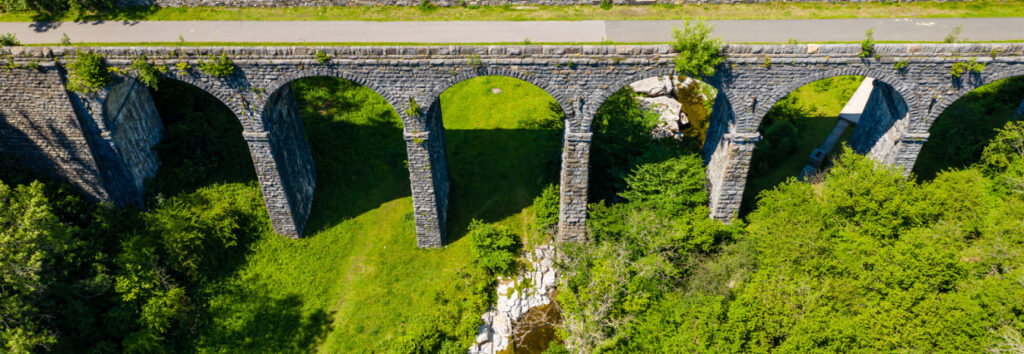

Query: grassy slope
3 1 1024 22
173 76 559 352
741 75 863 214
913 76 1024 180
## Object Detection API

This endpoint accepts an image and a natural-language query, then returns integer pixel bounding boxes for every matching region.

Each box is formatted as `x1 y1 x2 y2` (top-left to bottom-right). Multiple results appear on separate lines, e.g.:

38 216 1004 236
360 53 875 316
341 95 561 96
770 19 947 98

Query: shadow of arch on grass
913 76 1024 181
434 75 566 244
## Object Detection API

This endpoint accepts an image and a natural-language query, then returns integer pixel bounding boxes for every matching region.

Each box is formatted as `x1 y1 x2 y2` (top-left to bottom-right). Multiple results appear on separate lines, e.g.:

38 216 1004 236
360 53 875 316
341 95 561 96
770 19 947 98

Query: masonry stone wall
115 0 969 7
845 80 916 172
0 64 113 203
3 43 1023 247
101 79 164 200
258 84 317 237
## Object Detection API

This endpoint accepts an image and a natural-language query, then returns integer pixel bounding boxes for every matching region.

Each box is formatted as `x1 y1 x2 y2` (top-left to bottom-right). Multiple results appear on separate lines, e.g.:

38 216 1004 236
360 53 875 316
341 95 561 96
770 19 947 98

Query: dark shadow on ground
146 79 258 199
443 128 563 243
913 76 1024 180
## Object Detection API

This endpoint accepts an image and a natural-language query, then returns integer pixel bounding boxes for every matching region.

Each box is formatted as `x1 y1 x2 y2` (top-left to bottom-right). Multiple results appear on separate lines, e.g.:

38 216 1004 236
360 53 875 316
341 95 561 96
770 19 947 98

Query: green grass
17 39 1024 47
143 75 562 351
742 75 864 214
3 0 1024 22
913 76 1024 180
439 75 564 243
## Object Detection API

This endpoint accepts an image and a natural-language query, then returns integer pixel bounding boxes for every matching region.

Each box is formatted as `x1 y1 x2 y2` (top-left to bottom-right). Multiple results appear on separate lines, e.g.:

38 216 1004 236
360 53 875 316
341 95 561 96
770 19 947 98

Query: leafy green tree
671 20 724 78
0 181 66 352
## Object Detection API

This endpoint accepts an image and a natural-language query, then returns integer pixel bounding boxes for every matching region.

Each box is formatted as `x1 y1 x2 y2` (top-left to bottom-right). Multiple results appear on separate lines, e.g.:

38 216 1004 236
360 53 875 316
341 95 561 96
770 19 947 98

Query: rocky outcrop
470 245 558 354
628 76 712 139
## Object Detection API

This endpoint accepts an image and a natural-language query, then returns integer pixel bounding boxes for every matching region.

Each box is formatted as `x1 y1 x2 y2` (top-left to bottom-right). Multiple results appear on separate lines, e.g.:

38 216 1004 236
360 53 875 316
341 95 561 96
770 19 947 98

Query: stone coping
2 43 1022 62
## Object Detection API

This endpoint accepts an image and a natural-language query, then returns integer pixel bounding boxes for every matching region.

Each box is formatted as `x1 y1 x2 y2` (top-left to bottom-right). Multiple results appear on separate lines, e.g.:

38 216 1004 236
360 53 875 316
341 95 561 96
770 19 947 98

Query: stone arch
749 67 917 131
425 67 573 125
921 65 1024 132
258 68 409 130
158 72 256 130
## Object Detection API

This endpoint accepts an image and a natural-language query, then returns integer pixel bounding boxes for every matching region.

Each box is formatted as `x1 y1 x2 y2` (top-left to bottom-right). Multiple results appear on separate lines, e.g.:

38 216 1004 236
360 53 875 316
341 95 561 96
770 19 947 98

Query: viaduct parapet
2 43 1022 247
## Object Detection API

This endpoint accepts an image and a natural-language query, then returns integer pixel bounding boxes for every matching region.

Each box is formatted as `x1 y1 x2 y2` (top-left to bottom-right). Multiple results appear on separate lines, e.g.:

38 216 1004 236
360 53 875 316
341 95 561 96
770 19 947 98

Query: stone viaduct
1 43 1023 247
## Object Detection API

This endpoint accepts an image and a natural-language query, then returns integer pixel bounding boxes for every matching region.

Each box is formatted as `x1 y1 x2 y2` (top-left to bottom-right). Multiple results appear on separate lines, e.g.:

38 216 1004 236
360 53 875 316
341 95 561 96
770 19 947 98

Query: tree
671 20 724 78
0 181 66 352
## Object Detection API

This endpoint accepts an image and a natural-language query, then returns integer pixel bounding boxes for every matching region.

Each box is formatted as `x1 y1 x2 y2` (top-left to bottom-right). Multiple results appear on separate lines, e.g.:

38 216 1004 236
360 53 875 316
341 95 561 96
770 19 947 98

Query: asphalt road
1 17 1022 44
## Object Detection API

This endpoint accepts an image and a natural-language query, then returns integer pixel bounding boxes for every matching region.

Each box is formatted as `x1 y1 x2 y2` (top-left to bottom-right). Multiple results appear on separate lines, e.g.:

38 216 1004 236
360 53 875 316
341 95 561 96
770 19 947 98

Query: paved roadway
1 17 1023 44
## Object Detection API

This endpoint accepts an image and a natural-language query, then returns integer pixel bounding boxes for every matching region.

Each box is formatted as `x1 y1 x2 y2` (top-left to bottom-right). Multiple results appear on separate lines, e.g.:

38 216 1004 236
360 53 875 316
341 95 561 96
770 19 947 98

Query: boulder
629 76 674 97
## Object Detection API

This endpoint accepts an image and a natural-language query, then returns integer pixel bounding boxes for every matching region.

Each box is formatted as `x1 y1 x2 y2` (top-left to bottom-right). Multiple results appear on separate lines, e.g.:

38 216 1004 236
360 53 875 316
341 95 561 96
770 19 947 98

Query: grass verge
3 1 1024 22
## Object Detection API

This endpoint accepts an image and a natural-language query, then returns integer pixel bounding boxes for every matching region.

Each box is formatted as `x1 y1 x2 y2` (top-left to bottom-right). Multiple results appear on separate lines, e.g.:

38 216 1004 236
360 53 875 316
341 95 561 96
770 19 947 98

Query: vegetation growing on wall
197 53 235 78
130 54 165 90
671 20 723 78
65 51 109 93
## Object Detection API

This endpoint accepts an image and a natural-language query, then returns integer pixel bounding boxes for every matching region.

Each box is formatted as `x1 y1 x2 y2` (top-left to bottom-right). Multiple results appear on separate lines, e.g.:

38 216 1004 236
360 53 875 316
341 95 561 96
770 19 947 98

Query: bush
0 32 19 46
130 54 165 90
893 59 909 71
671 20 723 78
198 54 235 78
859 28 875 58
533 184 560 236
599 0 612 10
65 51 109 93
951 57 986 78
619 154 708 215
3 0 114 19
467 220 521 276
314 50 330 64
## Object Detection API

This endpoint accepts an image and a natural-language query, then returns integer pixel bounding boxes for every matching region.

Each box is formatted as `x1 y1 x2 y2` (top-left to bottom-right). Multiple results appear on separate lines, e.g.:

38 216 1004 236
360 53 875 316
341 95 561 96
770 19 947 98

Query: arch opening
437 75 566 244
741 75 905 215
285 76 410 234
913 76 1024 180
588 75 720 205
145 78 258 198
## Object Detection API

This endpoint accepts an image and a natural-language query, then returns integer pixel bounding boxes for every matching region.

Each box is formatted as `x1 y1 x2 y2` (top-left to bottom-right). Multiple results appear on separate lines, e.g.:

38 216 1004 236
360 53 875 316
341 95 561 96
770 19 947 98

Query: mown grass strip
2 0 1024 22
18 39 1024 47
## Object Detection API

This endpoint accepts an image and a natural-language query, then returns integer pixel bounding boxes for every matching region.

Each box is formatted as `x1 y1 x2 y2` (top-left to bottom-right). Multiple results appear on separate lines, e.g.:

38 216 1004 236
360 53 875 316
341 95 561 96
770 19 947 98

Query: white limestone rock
629 76 675 97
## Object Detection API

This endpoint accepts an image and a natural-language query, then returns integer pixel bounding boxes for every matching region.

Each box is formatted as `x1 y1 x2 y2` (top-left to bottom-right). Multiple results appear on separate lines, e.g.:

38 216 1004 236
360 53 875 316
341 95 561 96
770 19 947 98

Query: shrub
314 50 330 64
620 154 708 216
59 33 71 46
198 54 235 78
175 61 190 73
859 28 875 58
599 0 612 10
532 184 560 236
671 20 723 78
0 32 19 46
951 57 985 78
418 0 437 11
65 51 110 93
762 56 771 69
408 97 421 116
130 55 165 90
467 220 521 276
893 59 909 71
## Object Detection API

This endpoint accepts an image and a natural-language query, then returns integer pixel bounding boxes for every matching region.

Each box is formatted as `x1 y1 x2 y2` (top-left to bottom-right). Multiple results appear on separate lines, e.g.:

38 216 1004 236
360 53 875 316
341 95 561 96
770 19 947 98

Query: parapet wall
114 0 967 7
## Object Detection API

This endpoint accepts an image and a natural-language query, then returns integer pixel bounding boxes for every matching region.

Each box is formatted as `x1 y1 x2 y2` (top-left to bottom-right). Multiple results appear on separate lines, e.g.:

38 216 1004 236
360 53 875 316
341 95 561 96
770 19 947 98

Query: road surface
0 17 1022 44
